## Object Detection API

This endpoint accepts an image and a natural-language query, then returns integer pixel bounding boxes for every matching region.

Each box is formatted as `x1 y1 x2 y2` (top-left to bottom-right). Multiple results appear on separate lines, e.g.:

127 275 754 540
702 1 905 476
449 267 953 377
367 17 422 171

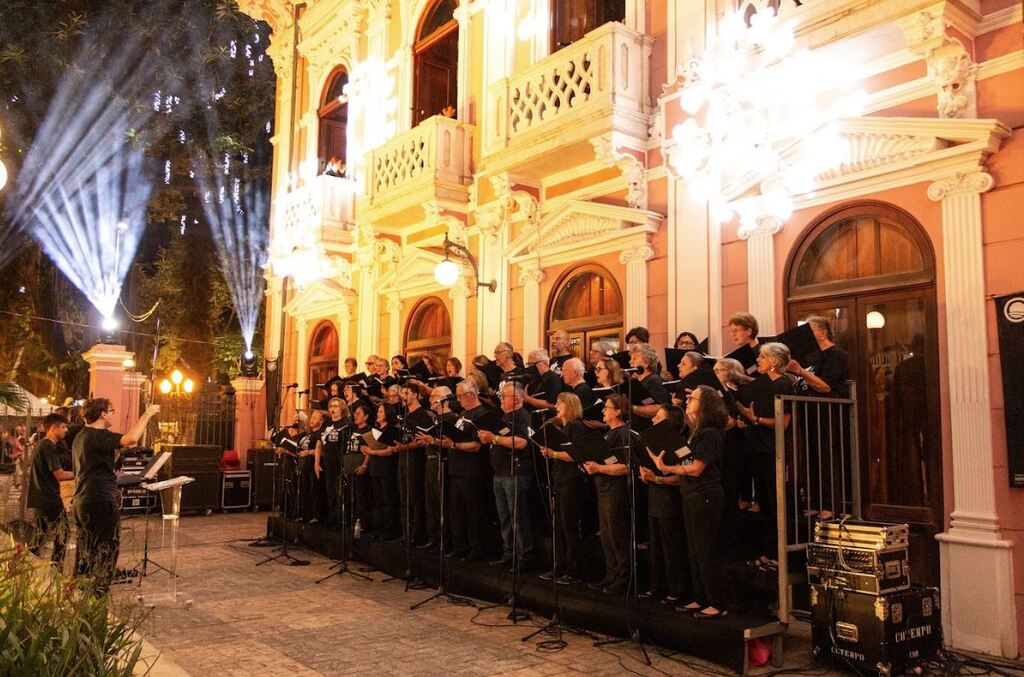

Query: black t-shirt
748 376 794 454
367 425 398 477
489 407 533 477
813 345 850 398
550 420 585 484
528 370 562 409
681 427 725 498
639 373 671 406
448 404 490 477
28 438 66 513
571 381 596 409
72 427 123 505
594 425 635 492
321 418 350 459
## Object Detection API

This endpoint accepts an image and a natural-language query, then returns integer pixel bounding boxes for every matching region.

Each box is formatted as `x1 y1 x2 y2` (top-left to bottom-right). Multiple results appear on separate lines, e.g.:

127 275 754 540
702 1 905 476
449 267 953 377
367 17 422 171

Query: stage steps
268 517 786 675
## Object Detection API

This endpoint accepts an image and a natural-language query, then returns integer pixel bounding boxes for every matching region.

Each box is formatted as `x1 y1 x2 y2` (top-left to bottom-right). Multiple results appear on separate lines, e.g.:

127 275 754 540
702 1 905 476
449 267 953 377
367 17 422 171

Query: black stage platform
267 516 788 675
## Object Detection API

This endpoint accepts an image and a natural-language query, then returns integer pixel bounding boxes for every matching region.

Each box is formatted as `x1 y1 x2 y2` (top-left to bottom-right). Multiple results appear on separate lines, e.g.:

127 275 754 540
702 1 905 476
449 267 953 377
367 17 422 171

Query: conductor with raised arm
72 398 160 593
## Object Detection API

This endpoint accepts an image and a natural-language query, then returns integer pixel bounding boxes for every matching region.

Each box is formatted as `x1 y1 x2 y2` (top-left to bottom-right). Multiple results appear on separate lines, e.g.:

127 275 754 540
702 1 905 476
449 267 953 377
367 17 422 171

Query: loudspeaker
248 448 279 509
222 470 252 510
158 444 223 514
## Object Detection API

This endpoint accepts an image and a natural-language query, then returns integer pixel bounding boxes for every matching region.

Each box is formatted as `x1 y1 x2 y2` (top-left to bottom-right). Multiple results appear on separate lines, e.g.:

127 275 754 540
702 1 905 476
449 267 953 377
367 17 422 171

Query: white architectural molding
505 200 662 267
386 295 403 359
295 318 309 392
928 170 1017 659
897 7 979 119
619 243 655 331
737 216 783 337
590 134 648 210
518 263 545 351
283 278 357 323
449 279 471 368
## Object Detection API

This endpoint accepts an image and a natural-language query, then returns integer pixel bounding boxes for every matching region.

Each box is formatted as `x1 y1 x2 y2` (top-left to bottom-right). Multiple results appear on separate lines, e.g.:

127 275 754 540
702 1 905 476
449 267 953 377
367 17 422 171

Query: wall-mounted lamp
434 234 497 293
866 310 886 329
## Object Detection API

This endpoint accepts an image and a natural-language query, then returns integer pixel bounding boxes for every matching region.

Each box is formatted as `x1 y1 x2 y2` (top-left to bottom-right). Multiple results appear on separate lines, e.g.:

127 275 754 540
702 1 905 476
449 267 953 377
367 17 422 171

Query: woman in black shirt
360 403 401 540
537 392 586 584
651 385 729 618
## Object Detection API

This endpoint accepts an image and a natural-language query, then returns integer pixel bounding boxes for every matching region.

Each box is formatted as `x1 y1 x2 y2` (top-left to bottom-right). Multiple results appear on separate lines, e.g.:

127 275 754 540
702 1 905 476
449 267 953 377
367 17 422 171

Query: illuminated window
404 296 452 365
551 0 625 52
318 68 348 173
308 321 339 389
547 264 623 359
413 0 459 125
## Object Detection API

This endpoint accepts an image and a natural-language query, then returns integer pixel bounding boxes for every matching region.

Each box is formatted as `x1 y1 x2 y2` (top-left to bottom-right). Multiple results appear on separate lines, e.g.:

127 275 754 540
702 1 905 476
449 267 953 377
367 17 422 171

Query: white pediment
377 247 447 297
724 116 1010 209
505 200 662 266
283 278 355 320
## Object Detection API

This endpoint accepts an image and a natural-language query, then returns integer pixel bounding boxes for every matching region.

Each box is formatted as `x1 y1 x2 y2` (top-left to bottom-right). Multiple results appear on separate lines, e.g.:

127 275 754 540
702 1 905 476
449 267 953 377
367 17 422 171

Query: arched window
546 264 623 360
404 297 452 365
413 0 459 125
786 202 941 584
318 68 348 173
550 0 625 52
308 321 339 390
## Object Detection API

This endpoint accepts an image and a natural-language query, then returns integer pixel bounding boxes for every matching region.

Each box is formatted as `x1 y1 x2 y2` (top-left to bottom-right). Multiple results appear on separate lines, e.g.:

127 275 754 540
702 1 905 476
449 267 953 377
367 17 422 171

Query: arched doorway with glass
404 296 452 366
318 67 348 173
550 0 626 52
413 0 458 125
308 321 339 394
546 264 623 360
785 201 942 585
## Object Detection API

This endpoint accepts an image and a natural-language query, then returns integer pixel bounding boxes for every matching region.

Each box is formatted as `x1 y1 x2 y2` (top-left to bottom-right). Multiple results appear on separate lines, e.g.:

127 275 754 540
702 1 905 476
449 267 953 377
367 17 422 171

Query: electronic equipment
222 470 252 510
811 584 941 677
814 519 909 549
806 542 910 595
119 449 158 513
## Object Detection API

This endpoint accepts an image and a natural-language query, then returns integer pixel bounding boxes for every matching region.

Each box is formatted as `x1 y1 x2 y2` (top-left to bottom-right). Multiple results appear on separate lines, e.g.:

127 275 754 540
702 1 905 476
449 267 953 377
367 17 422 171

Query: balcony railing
361 115 474 224
276 174 356 253
483 21 652 172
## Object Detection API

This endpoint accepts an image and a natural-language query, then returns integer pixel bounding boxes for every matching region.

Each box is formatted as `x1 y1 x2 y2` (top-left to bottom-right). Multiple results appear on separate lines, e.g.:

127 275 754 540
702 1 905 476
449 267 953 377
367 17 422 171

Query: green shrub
0 538 149 676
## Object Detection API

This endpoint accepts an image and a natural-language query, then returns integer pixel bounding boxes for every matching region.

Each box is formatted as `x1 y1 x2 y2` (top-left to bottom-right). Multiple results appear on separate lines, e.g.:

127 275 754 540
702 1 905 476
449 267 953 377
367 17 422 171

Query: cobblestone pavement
108 511 834 677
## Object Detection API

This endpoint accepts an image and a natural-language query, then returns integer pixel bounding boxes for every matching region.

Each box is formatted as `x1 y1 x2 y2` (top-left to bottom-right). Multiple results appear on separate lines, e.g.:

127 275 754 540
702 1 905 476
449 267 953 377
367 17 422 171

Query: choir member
445 381 489 561
651 384 730 618
728 312 761 352
583 394 634 594
586 339 615 387
629 343 671 421
415 386 454 550
300 410 325 523
315 398 350 528
537 392 586 584
713 357 754 554
361 403 401 540
674 332 699 351
561 357 595 409
393 383 433 546
523 348 562 411
787 315 849 397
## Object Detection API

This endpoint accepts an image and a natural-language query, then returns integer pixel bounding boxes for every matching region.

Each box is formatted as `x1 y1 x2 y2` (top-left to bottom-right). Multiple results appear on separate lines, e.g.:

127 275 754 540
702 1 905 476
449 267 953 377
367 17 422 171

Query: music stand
118 451 173 582
138 475 194 605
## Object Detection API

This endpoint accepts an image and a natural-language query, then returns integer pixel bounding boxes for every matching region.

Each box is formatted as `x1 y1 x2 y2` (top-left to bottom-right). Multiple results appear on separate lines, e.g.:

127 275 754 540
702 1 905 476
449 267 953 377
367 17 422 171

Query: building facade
239 0 1024 658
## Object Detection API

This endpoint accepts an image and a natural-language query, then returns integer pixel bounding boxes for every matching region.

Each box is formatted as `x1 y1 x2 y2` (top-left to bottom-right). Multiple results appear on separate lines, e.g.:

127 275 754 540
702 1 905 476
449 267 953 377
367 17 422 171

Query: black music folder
723 343 759 374
609 350 631 370
530 421 574 451
571 431 613 464
638 420 689 472
628 378 658 407
773 322 819 366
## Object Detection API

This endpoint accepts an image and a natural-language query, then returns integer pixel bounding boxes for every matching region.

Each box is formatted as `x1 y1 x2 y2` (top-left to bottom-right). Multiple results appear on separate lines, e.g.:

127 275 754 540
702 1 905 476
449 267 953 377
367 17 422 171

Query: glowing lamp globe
122 358 135 369
0 159 7 191
159 379 172 394
866 311 886 329
40 397 48 405
183 378 195 394
434 259 460 287
171 369 183 385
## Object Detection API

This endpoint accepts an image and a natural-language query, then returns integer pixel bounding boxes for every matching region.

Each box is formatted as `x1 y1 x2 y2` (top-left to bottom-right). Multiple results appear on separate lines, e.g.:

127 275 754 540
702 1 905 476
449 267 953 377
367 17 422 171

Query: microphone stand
411 410 472 610
256 444 310 567
523 417 565 645
593 371 651 665
317 423 371 583
250 384 296 548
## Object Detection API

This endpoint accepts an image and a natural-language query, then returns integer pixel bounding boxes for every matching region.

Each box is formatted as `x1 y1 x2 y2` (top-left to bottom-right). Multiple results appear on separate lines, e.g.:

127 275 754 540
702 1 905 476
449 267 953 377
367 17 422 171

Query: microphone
283 383 298 389
621 366 641 374
297 389 310 395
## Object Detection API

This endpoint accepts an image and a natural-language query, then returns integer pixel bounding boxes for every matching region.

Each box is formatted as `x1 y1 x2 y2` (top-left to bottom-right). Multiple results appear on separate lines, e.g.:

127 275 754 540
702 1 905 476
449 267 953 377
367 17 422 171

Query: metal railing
774 381 860 624
152 389 236 451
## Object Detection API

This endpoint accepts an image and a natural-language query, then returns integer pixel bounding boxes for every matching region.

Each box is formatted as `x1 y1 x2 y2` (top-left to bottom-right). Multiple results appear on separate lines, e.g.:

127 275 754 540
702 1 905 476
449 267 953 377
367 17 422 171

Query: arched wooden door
786 202 942 585
404 297 452 365
413 0 459 125
318 68 348 171
308 322 339 391
546 264 623 360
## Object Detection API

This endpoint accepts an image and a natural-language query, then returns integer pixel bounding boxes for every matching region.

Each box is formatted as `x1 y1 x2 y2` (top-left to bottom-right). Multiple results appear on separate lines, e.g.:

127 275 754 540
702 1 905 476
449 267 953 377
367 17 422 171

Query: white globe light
434 259 460 287
866 311 886 329
0 159 7 191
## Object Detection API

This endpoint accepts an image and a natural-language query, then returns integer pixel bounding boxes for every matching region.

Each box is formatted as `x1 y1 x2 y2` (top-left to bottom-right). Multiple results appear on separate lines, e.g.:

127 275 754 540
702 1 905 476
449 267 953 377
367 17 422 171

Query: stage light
171 369 183 385
866 311 886 329
101 316 120 332
239 350 259 377
183 378 194 394
159 379 172 394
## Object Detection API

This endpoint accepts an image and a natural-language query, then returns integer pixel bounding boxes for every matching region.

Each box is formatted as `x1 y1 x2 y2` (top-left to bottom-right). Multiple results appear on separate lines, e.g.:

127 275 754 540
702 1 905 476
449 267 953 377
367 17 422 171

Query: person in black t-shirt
787 315 850 398
583 394 635 594
443 381 490 561
523 349 562 412
315 398 350 528
392 384 434 546
28 413 73 566
360 403 401 539
299 410 324 523
72 398 160 594
651 385 729 618
478 381 535 569
537 392 587 584
561 358 596 409
629 343 671 428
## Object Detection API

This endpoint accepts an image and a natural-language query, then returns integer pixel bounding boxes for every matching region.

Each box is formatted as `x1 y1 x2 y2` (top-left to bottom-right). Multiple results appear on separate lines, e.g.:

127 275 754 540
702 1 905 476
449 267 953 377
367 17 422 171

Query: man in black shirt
478 381 535 569
523 348 562 412
548 330 573 375
315 398 350 528
73 398 160 593
444 381 489 560
393 384 434 546
28 413 73 566
561 357 596 408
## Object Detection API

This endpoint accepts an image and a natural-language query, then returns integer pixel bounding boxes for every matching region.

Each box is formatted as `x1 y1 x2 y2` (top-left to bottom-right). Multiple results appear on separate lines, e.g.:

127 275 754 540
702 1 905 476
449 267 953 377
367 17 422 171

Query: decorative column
264 275 284 359
519 264 545 352
449 280 471 369
231 376 266 470
295 318 309 392
619 242 654 332
356 266 380 361
82 343 133 419
454 4 473 121
929 171 1017 658
668 176 712 349
337 298 353 371
738 217 782 337
476 229 509 352
386 296 403 359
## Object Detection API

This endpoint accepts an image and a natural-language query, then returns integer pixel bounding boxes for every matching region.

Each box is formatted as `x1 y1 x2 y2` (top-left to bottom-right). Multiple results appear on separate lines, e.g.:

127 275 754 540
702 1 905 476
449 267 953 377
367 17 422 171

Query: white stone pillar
739 217 782 337
619 242 654 332
668 177 712 346
337 299 353 372
295 318 309 392
929 171 1017 658
476 232 508 353
449 280 470 368
519 264 545 352
454 5 472 121
387 296 403 359
264 276 284 360
356 267 379 360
